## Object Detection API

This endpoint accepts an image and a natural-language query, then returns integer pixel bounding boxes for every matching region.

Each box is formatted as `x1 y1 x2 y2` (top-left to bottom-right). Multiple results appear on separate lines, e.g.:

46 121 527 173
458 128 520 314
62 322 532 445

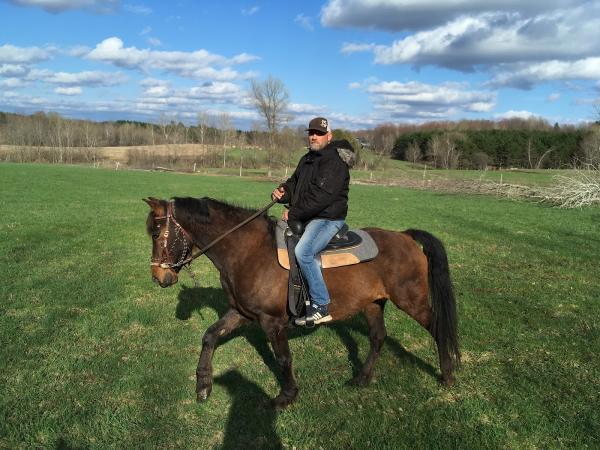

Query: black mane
172 197 277 240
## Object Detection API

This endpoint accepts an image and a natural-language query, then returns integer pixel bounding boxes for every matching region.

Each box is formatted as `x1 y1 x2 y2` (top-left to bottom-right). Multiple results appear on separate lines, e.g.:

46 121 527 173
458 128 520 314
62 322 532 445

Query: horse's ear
143 197 164 215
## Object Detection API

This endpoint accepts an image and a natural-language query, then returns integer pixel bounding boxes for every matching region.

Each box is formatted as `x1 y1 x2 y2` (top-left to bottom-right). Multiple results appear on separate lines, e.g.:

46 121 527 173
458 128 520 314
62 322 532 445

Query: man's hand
271 186 285 201
282 209 289 221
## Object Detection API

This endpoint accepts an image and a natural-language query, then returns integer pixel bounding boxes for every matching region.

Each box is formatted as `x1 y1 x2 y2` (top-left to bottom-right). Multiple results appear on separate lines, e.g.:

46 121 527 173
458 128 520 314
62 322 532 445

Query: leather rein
151 199 277 271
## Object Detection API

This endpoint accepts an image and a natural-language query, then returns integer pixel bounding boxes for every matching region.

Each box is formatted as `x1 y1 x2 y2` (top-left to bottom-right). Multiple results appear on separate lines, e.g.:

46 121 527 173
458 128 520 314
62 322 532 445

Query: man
272 117 355 326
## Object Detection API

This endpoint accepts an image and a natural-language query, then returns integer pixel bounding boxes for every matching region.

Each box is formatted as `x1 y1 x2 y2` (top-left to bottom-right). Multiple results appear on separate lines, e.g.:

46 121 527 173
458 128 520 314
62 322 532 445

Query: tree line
355 118 600 169
0 110 272 148
2 110 599 170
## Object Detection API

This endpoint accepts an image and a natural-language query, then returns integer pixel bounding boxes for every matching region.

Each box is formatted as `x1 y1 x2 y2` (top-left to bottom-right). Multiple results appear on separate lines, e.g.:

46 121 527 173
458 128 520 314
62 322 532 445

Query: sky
1 0 600 130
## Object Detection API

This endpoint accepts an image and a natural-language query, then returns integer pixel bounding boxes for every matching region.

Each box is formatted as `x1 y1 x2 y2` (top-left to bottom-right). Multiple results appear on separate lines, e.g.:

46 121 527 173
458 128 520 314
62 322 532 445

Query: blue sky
1 0 600 130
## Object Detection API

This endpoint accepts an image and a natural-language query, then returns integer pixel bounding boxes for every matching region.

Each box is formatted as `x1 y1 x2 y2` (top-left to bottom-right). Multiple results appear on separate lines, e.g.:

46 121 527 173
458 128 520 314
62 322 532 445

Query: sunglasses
307 130 327 136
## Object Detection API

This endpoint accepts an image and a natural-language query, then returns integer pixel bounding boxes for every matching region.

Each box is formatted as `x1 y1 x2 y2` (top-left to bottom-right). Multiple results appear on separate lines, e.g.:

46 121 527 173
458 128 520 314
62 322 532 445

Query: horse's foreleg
259 314 298 410
350 300 387 386
196 308 248 402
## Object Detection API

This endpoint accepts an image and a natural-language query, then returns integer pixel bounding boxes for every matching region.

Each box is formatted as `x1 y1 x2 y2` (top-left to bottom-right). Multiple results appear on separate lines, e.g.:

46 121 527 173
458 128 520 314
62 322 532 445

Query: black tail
405 229 461 369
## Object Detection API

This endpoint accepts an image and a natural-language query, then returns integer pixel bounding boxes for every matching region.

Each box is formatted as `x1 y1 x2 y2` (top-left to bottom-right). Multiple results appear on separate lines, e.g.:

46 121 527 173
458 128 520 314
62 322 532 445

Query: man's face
307 129 331 151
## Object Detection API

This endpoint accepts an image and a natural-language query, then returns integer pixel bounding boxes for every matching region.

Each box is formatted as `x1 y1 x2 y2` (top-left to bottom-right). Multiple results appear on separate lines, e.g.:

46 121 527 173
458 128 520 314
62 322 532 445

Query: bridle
150 201 194 270
150 199 277 271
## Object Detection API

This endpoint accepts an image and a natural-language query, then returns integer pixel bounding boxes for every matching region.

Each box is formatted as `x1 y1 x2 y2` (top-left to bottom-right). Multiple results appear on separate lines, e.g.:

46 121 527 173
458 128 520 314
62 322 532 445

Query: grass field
2 143 571 191
1 163 598 449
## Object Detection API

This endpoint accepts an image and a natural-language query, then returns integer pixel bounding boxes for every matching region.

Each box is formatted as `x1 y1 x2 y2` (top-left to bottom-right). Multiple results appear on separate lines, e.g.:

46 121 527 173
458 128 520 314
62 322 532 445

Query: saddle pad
275 220 379 270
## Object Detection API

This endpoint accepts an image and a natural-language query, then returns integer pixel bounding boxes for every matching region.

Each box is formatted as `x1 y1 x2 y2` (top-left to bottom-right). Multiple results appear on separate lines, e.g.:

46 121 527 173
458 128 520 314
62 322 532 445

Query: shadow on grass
54 438 87 450
328 311 438 381
176 286 437 384
176 285 283 386
214 370 282 450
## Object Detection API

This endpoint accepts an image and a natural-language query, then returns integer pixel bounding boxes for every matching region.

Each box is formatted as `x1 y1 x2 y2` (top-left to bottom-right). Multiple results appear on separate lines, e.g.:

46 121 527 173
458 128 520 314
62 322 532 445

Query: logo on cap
321 119 327 128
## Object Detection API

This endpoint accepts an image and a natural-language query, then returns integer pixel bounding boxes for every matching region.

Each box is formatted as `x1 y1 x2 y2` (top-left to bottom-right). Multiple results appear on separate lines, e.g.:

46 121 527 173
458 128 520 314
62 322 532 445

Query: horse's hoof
270 389 298 410
441 375 455 387
348 374 372 387
270 396 291 411
196 387 212 402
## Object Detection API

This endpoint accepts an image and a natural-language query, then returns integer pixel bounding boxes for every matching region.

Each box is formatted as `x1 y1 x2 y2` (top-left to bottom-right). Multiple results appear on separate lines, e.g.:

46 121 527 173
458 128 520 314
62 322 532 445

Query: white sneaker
294 303 332 327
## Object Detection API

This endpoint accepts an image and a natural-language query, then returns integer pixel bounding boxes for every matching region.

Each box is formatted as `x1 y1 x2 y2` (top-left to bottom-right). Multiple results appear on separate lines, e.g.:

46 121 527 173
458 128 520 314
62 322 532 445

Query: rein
152 199 277 270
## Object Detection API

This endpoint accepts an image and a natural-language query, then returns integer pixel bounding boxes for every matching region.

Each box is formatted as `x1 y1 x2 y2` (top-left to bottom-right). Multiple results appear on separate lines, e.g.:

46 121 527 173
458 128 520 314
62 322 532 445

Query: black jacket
279 139 356 222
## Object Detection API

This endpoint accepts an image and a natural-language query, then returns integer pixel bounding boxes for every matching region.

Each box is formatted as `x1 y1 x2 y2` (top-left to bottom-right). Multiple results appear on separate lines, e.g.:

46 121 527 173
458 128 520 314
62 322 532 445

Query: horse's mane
173 197 278 242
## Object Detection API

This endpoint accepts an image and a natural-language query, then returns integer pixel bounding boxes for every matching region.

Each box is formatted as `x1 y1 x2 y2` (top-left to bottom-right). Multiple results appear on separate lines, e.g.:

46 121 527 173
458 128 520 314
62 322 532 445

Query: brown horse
144 196 460 409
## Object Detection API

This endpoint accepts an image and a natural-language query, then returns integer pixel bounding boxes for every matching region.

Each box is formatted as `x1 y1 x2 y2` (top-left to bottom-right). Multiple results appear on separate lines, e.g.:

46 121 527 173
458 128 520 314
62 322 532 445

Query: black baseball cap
306 117 330 133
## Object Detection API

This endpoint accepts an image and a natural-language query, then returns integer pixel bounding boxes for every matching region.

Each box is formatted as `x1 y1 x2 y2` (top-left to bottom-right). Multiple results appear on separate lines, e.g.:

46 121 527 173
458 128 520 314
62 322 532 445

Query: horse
144 196 460 409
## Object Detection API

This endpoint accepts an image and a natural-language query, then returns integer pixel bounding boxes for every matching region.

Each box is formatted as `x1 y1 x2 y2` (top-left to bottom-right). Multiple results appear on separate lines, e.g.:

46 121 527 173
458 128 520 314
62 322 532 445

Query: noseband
150 199 277 272
150 201 194 270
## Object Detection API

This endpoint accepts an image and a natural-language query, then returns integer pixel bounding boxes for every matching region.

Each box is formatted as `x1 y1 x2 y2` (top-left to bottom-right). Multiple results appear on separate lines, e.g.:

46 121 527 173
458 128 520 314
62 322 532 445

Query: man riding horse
272 117 356 326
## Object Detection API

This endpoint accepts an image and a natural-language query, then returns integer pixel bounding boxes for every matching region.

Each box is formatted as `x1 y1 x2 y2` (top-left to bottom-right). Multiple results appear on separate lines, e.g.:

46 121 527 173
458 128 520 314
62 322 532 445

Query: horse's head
144 197 193 288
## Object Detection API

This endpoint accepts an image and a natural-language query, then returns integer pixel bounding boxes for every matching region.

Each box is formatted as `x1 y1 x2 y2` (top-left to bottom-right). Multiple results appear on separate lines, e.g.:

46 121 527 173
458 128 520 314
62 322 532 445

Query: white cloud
0 64 29 77
143 85 170 97
295 13 315 31
137 81 247 108
85 37 259 80
494 110 537 120
341 42 376 54
0 44 53 64
123 3 151 15
140 77 170 87
25 69 127 86
321 0 585 31
7 0 118 13
488 58 600 89
0 77 28 88
188 82 244 100
361 80 496 119
328 1 600 94
67 45 91 57
55 86 82 95
370 7 600 70
147 37 162 47
288 102 328 115
547 93 561 102
241 6 259 16
188 66 250 81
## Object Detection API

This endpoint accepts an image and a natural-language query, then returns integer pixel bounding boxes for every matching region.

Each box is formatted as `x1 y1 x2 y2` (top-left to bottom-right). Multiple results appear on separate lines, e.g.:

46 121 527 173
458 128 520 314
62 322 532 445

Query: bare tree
218 113 235 168
250 76 291 177
427 133 462 169
406 140 422 165
527 138 553 169
581 126 600 167
371 124 398 156
472 152 490 170
249 76 290 148
197 112 210 149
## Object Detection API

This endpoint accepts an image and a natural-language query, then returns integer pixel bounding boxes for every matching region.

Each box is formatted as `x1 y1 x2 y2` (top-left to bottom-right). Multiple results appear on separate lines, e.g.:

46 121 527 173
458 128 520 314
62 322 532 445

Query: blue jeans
294 218 345 306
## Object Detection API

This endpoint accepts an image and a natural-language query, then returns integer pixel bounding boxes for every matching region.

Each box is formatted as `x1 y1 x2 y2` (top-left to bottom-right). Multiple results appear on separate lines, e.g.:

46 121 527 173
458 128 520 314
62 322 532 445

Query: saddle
275 220 379 318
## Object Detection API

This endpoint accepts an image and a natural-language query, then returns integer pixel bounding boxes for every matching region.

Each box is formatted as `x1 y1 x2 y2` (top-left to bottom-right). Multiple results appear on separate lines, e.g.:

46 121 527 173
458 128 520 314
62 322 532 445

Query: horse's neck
189 209 272 273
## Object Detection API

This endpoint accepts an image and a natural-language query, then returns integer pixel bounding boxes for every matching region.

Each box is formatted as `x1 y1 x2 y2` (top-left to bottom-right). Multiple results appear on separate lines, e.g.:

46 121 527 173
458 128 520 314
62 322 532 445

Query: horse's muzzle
152 266 178 288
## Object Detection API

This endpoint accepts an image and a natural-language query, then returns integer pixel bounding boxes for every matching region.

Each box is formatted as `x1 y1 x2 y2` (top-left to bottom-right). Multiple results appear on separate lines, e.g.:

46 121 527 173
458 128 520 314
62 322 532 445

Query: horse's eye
151 231 160 240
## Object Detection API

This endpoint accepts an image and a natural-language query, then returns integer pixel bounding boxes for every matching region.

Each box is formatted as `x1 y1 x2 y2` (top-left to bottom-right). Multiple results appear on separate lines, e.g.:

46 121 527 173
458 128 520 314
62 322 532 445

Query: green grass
1 163 598 449
189 148 568 190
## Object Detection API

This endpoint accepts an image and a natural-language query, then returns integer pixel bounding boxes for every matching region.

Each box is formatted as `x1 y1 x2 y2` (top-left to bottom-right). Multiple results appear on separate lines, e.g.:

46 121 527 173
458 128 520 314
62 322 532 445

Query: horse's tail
405 229 461 369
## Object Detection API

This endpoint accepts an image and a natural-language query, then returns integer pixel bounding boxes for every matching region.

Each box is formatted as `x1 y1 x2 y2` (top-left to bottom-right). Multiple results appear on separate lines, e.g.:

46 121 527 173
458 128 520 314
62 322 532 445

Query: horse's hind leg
350 300 387 387
259 314 298 410
196 308 249 402
389 286 456 385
